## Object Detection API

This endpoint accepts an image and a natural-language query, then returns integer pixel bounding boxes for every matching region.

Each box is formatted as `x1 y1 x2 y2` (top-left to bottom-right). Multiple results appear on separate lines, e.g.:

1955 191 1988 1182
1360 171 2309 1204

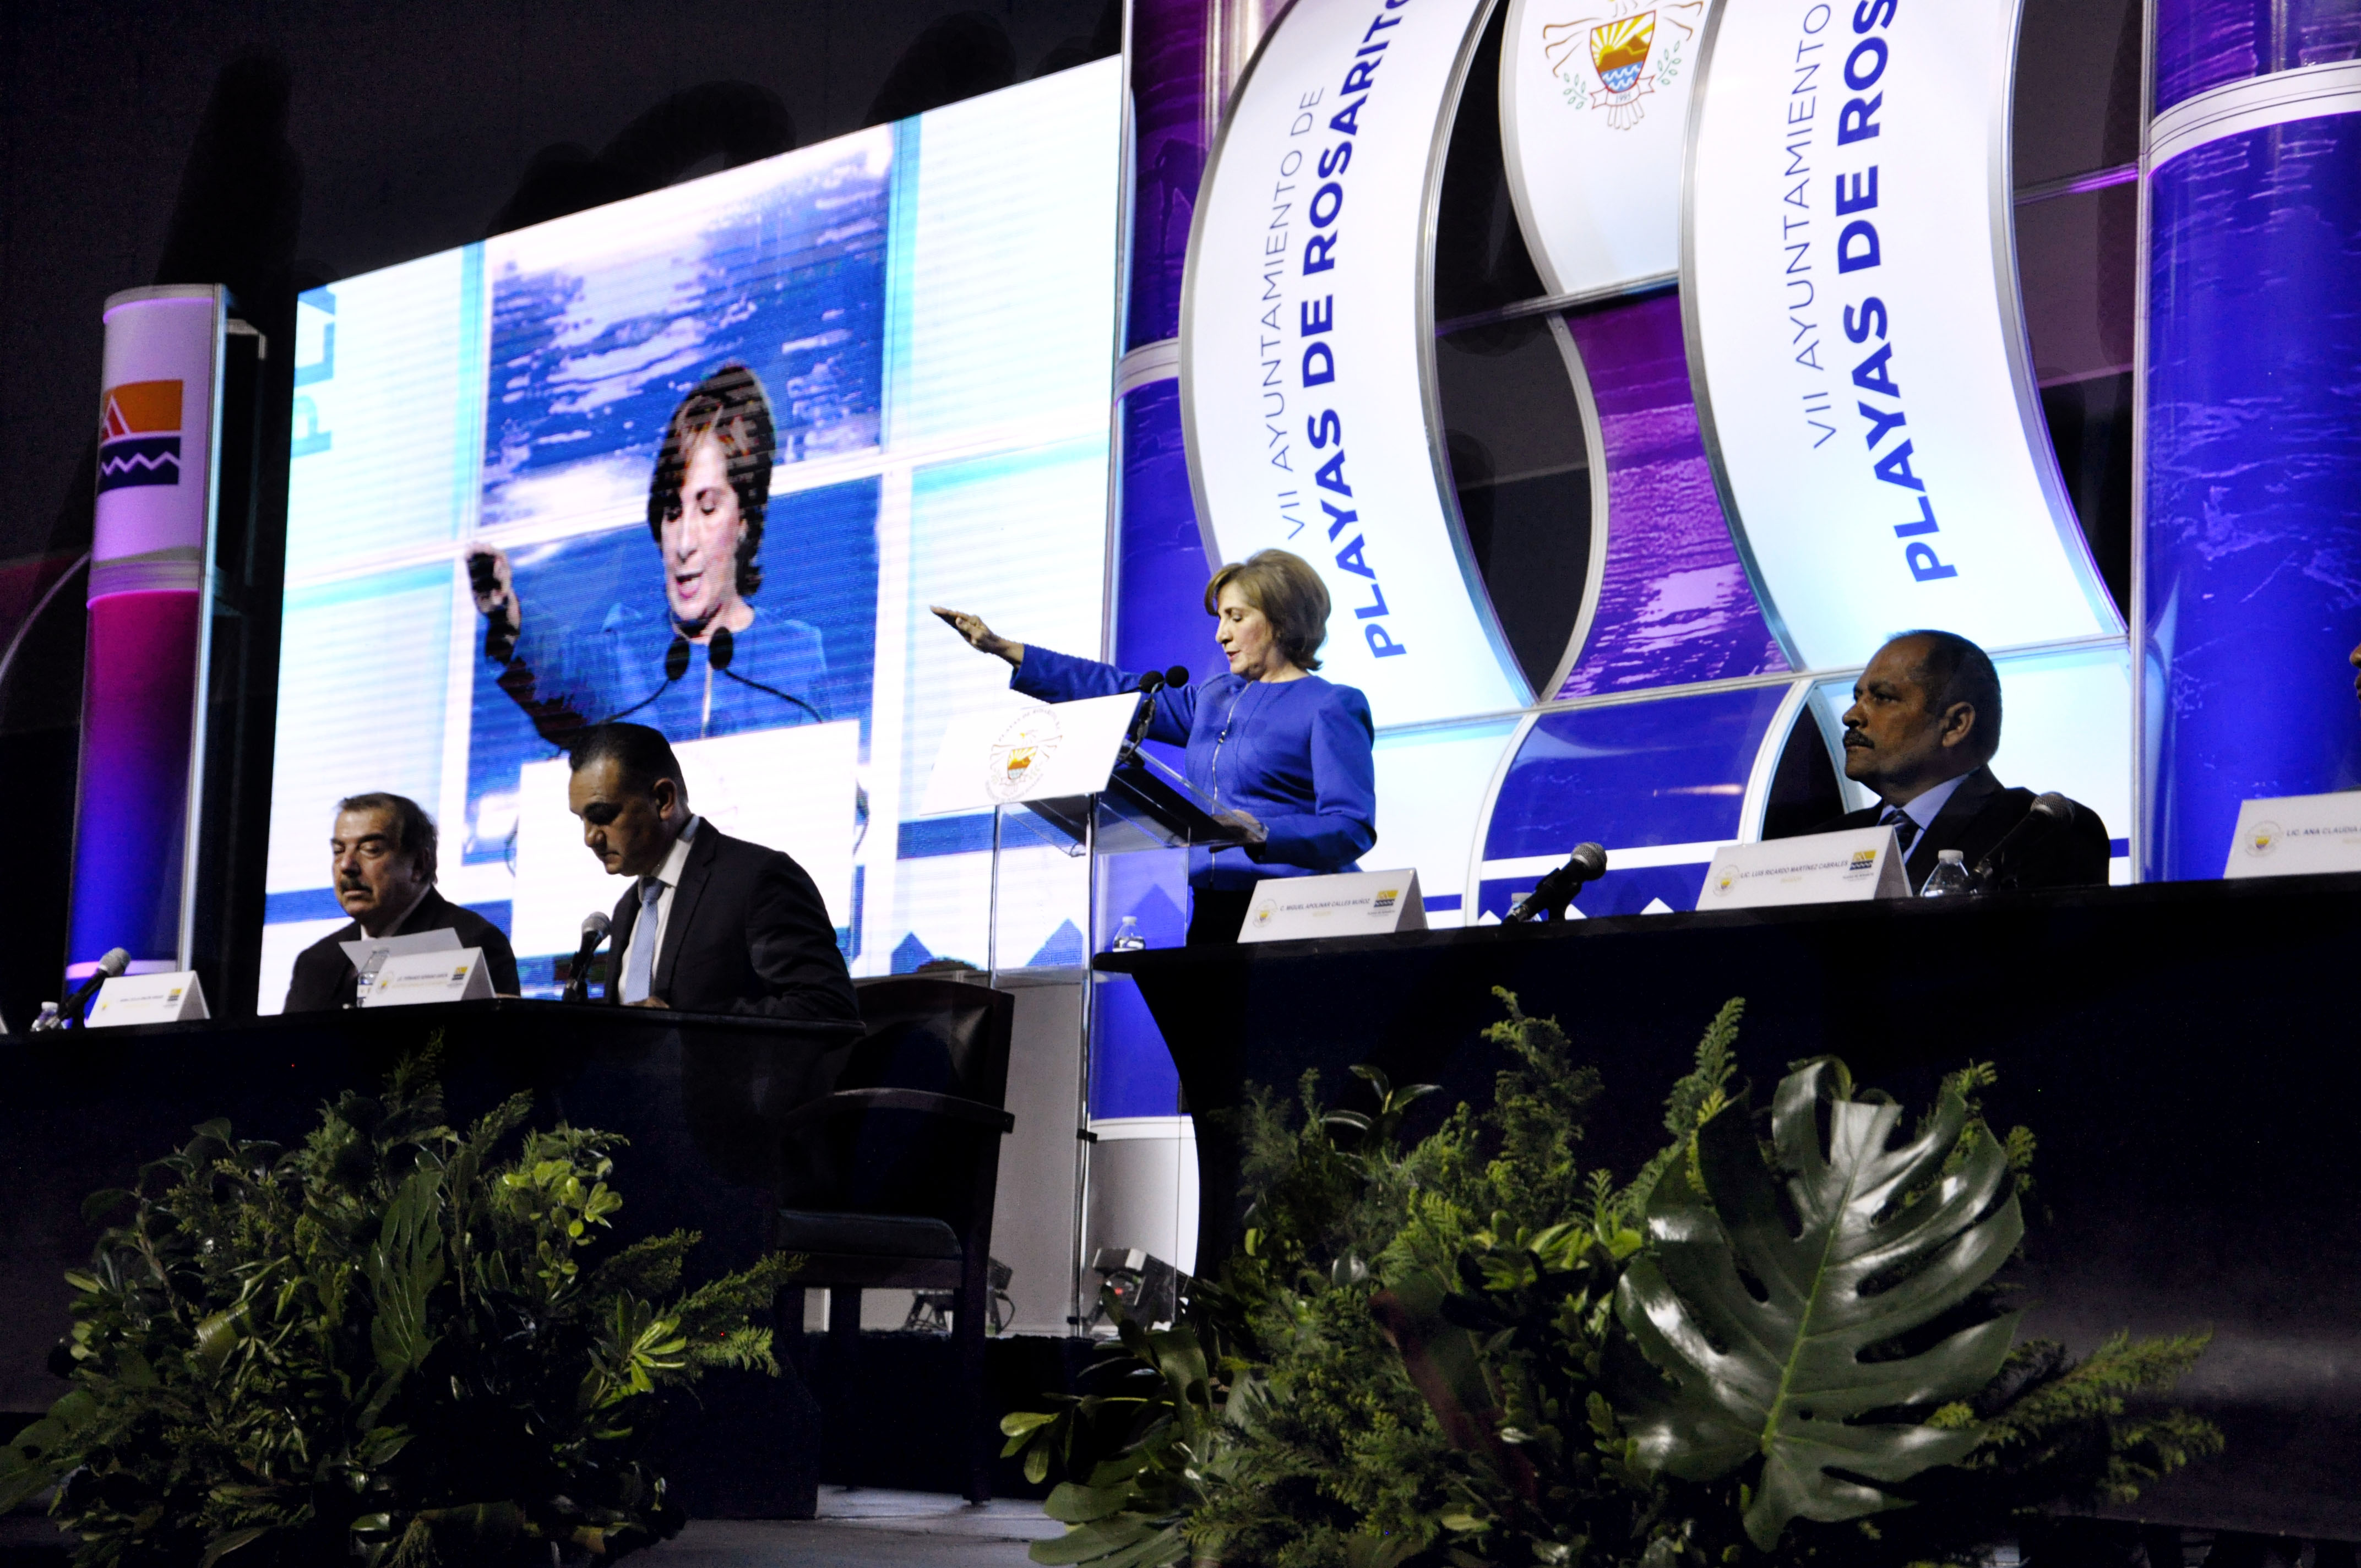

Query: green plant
0 1050 796 1568
1009 992 2219 1568
1616 1058 2023 1549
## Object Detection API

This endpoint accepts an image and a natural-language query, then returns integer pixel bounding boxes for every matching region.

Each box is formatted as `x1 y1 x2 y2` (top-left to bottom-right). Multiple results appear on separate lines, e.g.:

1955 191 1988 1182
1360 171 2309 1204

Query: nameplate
2224 791 2361 879
1699 827 1908 910
360 948 494 1007
86 971 210 1028
1238 869 1426 944
342 928 461 1003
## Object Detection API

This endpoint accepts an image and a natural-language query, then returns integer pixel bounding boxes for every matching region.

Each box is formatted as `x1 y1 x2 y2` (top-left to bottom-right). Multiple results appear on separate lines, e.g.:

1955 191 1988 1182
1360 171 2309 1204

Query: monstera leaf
1613 1060 2022 1549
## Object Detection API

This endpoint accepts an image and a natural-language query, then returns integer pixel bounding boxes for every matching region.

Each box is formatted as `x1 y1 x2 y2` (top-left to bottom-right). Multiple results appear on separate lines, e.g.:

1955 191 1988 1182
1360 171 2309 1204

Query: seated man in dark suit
565 722 858 1020
1778 629 2111 892
285 793 521 1010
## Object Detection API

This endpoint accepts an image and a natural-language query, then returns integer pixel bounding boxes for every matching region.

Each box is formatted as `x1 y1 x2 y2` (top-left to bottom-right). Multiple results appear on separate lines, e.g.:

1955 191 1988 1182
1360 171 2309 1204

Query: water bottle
1111 916 1145 951
1921 848 1972 898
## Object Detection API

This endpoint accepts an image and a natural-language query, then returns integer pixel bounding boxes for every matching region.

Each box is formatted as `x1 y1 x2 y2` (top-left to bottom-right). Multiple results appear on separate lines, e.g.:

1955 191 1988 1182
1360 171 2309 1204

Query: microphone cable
592 635 694 725
709 627 825 723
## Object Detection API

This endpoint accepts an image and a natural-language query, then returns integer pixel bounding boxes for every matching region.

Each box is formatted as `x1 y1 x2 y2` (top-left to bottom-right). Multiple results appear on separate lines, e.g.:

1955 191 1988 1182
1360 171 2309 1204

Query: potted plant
1005 993 2218 1567
0 1051 796 1567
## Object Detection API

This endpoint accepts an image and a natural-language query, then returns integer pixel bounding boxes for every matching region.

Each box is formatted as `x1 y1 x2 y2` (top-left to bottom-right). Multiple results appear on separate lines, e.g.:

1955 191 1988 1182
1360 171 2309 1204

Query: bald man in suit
1781 630 2110 892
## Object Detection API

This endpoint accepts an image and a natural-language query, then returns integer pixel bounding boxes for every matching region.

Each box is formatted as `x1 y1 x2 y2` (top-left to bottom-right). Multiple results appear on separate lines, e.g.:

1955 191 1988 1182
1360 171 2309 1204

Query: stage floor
0 1491 1060 1567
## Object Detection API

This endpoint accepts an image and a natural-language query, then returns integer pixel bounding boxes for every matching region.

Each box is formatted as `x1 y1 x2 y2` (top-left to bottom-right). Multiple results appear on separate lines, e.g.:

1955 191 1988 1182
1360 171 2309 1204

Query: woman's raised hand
931 606 1024 667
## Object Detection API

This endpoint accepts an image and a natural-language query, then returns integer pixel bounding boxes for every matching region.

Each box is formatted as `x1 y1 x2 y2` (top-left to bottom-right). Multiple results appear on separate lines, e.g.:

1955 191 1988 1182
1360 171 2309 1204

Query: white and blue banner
1500 0 1714 295
1184 0 1527 727
1684 0 2119 670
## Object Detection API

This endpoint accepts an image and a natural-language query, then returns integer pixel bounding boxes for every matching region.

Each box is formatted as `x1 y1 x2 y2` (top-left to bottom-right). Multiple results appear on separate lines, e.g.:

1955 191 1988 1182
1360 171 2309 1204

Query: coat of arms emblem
1541 0 1705 130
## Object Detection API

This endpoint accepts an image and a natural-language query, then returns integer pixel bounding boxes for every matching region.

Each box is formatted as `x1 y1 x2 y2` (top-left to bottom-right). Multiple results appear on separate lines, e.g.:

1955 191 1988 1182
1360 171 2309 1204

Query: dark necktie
1880 806 1920 856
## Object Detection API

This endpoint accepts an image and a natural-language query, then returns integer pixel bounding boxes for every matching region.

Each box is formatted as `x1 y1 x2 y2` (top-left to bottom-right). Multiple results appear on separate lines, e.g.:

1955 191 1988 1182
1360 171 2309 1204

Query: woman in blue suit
933 549 1377 945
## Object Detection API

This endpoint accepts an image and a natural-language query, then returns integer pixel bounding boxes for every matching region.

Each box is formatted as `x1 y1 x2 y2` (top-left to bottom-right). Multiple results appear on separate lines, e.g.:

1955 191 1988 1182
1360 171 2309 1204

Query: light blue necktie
622 876 662 1003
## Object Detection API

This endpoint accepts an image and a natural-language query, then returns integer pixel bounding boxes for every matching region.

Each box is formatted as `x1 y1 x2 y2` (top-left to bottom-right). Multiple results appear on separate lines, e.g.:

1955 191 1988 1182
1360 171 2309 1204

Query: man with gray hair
284 792 520 1011
1772 629 2111 892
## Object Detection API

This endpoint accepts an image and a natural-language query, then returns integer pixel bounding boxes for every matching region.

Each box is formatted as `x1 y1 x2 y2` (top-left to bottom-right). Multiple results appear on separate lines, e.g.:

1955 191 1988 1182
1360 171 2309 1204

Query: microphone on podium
1973 793 2072 890
1126 667 1189 749
562 912 612 1003
1504 843 1607 924
39 948 130 1030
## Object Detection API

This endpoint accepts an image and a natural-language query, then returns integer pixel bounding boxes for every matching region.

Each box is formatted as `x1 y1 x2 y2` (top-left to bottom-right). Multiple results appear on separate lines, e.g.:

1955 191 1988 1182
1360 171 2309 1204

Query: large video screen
259 61 1122 1011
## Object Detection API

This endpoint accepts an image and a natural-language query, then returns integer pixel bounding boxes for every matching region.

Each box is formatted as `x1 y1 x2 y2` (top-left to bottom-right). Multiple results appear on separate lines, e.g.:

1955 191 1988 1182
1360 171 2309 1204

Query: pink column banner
67 285 226 980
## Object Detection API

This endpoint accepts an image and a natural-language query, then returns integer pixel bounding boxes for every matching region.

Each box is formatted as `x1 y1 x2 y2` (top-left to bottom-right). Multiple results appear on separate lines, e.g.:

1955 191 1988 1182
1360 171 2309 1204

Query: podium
918 692 1250 977
918 693 1248 1322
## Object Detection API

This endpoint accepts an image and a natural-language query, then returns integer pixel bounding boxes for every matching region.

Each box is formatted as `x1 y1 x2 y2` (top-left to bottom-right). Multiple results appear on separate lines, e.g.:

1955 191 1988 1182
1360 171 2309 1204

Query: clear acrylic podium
916 693 1250 979
916 693 1249 1324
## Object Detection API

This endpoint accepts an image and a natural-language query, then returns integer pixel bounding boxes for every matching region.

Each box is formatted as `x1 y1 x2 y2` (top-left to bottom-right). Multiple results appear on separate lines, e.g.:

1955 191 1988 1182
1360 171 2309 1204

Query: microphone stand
562 926 609 1003
1971 796 2072 893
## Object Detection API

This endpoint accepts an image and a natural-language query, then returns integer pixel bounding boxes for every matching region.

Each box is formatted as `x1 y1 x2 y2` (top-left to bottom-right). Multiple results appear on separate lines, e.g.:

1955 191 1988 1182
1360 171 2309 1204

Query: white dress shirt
623 815 701 990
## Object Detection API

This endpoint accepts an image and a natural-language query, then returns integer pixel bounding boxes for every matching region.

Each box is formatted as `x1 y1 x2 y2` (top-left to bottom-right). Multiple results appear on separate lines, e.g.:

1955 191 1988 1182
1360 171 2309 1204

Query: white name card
1699 827 1908 911
360 948 495 1007
1238 870 1426 944
86 971 210 1028
2223 792 2361 879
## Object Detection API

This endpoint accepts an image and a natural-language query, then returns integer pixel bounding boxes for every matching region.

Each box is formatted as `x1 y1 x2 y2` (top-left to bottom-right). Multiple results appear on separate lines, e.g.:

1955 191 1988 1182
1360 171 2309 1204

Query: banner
68 286 226 979
1501 0 1713 296
1183 0 1527 726
1684 0 2118 670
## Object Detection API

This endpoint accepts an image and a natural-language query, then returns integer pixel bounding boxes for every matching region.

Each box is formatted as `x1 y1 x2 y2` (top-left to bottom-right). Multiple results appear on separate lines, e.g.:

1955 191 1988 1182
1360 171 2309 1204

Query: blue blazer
1012 646 1377 890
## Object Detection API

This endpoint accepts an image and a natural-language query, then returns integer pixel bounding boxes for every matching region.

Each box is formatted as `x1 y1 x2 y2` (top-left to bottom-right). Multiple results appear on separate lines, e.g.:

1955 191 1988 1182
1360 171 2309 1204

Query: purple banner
2144 111 2361 878
1554 291 1787 697
68 592 202 974
1127 0 1211 351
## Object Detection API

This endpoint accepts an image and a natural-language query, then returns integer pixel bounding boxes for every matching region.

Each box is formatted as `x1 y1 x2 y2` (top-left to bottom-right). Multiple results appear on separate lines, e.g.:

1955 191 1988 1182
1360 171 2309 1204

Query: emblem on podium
986 707 1065 801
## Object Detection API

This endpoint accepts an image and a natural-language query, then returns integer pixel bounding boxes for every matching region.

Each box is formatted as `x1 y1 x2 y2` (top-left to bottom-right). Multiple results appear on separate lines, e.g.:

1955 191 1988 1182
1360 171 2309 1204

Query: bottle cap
1938 849 1965 862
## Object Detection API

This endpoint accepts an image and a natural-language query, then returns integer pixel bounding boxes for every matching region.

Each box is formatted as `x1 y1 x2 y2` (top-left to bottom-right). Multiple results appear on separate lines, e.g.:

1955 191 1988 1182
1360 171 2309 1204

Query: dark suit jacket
605 823 858 1021
1791 765 2112 893
284 888 522 1012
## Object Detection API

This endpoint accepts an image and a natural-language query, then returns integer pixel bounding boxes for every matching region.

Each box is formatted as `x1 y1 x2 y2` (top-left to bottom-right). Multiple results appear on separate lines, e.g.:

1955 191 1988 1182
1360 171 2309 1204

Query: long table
0 1000 862 1517
1096 874 2361 1540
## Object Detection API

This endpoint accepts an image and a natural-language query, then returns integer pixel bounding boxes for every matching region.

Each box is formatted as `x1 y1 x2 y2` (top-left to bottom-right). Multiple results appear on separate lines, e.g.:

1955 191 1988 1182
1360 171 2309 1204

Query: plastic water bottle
1111 916 1145 951
1921 848 1972 897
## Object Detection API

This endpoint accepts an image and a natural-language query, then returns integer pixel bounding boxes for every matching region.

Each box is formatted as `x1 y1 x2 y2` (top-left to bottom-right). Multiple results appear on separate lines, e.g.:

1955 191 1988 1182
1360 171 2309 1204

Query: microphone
1505 843 1607 923
42 948 129 1030
1125 668 1188 749
1973 793 2072 890
562 912 612 1003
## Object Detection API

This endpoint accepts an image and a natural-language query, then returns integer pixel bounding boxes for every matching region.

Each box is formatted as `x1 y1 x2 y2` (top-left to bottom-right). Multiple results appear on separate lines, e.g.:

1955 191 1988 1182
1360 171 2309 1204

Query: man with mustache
1778 630 2110 894
284 793 520 1011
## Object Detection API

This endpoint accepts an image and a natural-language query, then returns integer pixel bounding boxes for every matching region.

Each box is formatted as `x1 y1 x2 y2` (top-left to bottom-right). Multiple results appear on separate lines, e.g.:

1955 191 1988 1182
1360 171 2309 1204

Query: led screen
259 61 1122 1011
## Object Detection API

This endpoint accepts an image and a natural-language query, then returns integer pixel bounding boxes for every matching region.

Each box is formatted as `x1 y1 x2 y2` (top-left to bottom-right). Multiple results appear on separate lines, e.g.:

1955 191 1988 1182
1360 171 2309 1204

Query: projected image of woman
466 363 829 745
934 549 1377 945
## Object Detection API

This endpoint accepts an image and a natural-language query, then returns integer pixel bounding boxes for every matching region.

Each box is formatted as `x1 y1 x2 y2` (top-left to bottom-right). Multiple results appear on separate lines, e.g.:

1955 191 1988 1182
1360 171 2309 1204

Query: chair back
781 977 1015 1238
842 977 1014 1110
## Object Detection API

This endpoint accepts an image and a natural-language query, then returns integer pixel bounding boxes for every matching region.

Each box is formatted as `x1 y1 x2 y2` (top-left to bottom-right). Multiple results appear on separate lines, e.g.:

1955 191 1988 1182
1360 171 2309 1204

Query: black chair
774 976 1017 1502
